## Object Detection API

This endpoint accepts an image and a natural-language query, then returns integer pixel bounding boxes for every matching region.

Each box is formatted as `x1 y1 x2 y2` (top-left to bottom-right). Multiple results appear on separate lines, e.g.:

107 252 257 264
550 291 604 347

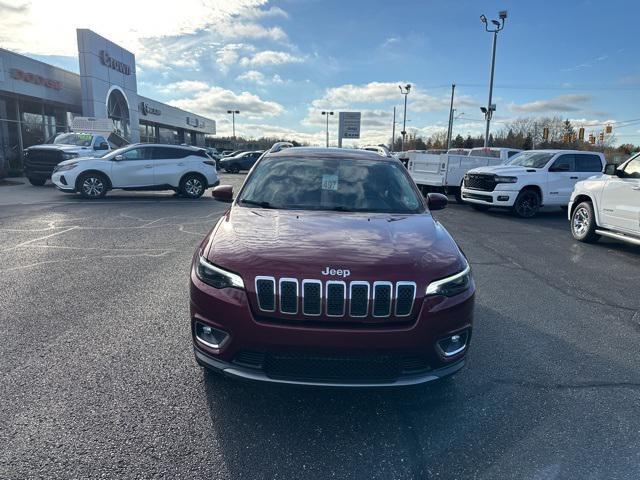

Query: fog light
437 330 469 358
497 195 509 201
194 321 229 349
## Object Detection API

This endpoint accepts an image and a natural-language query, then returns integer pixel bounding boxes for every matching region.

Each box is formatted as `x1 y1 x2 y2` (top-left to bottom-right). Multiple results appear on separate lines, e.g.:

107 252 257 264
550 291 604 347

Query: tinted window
152 147 188 160
120 147 149 161
470 148 500 158
575 154 603 172
507 152 554 168
238 156 424 214
550 154 575 172
507 150 520 158
94 136 106 146
623 157 640 178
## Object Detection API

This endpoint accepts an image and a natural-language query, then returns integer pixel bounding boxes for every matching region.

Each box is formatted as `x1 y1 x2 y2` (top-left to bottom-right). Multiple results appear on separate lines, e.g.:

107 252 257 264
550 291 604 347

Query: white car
51 144 219 199
361 145 393 157
569 153 640 245
461 150 605 217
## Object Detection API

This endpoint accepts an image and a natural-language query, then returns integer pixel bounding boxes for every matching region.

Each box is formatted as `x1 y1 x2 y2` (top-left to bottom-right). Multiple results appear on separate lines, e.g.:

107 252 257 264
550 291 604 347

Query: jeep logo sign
99 50 131 75
321 267 351 278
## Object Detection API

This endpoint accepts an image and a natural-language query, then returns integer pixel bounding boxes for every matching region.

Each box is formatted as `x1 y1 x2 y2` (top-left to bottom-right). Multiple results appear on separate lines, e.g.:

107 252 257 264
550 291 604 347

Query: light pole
321 111 334 147
399 84 411 151
479 10 507 148
390 106 396 152
226 109 240 140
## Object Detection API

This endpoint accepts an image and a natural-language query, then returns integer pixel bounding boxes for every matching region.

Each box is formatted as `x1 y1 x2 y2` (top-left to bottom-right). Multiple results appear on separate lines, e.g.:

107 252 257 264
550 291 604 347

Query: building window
0 94 20 175
158 127 178 144
107 89 130 140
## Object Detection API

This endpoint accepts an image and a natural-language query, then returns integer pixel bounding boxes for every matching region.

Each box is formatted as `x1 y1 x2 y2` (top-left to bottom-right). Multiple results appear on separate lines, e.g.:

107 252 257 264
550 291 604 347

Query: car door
546 154 576 205
240 152 254 170
109 146 154 187
600 156 640 234
152 146 186 187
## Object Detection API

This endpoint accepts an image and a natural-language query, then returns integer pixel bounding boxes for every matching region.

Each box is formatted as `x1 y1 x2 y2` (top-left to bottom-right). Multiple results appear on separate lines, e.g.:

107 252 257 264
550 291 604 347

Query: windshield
507 151 555 168
53 133 93 147
237 156 424 214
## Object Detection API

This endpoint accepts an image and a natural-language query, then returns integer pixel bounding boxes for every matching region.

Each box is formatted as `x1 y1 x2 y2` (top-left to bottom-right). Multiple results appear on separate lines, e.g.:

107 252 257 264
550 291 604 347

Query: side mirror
604 163 618 176
212 185 233 202
113 154 123 161
427 192 448 211
95 142 109 150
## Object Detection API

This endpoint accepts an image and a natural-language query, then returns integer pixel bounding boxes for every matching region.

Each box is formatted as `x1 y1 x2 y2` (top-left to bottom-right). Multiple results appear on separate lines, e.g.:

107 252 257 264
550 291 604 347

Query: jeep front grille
254 277 417 320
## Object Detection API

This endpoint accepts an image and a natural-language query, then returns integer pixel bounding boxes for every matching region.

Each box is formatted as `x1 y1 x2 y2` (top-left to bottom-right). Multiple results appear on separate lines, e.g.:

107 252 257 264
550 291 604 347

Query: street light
226 110 240 139
321 111 334 147
479 10 507 147
398 84 411 151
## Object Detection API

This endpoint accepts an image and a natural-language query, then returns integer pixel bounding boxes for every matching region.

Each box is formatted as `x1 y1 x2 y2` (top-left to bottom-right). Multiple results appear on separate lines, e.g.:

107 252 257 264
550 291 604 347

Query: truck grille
254 277 417 320
464 173 497 192
25 149 63 168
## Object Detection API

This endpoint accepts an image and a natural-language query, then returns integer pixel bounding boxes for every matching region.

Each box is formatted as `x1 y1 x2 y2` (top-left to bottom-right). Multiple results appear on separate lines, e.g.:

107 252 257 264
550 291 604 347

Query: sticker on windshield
321 174 339 191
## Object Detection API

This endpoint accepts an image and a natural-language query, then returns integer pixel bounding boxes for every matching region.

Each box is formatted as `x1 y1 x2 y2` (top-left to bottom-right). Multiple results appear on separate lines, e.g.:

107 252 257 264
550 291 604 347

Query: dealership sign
99 50 132 75
10 68 62 90
186 116 206 129
140 101 161 116
338 112 361 139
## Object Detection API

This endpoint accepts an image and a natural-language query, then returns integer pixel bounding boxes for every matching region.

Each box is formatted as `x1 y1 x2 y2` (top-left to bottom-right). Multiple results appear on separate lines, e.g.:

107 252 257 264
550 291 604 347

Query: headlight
196 255 244 289
426 263 472 297
55 163 78 172
61 153 79 160
494 175 518 183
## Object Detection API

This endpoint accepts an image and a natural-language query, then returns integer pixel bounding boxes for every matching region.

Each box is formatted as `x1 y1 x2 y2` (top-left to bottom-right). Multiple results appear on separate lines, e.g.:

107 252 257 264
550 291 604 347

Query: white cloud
508 94 592 113
236 70 286 85
169 86 284 120
240 50 305 67
157 80 209 93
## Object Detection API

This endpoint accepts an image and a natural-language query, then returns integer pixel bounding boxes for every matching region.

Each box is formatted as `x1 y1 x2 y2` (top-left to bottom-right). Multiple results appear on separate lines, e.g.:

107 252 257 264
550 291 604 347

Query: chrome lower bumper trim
194 348 465 387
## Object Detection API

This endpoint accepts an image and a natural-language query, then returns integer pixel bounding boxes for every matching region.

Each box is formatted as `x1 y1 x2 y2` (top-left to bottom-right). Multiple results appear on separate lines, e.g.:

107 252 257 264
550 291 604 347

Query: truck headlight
426 264 471 297
61 153 79 160
494 175 518 183
54 163 78 172
196 256 244 289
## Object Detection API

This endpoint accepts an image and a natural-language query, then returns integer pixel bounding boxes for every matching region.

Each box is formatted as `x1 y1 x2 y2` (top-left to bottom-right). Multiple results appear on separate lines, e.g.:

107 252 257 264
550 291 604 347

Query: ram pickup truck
569 153 640 245
408 147 522 202
461 149 606 218
24 132 112 185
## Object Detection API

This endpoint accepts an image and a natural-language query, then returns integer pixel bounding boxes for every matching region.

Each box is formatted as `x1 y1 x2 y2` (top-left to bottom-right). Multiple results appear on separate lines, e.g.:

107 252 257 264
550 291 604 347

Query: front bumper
51 171 77 192
461 187 518 207
190 269 474 387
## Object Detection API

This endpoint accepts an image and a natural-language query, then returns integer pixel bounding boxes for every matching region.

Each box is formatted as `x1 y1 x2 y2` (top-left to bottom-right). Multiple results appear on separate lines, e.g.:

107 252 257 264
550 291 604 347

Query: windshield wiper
239 199 276 209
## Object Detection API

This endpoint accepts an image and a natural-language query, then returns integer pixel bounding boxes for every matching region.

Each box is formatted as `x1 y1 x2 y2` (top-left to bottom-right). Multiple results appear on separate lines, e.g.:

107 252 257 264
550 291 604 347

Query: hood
56 156 100 167
28 144 94 154
205 206 466 286
468 165 534 176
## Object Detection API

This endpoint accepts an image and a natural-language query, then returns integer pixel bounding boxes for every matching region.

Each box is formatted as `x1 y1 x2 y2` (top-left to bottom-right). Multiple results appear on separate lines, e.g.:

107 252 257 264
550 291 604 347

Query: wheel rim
185 178 203 196
82 177 104 197
573 206 590 236
516 192 538 217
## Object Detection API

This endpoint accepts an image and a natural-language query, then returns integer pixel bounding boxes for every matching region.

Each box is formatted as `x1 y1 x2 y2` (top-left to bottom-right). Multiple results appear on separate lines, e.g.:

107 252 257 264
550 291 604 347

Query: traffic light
588 134 596 144
563 134 570 143
542 127 549 140
599 132 605 143
578 127 585 141
605 124 613 134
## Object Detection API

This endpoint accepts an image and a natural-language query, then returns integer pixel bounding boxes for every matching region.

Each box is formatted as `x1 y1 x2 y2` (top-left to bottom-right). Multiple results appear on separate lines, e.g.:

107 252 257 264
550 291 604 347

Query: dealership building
0 29 216 175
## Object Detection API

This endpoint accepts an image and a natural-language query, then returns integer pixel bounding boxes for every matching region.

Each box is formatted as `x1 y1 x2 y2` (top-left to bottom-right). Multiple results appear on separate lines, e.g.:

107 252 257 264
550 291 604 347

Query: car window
575 154 603 172
507 151 554 168
623 157 640 178
152 147 188 160
507 150 520 158
550 154 575 172
94 136 106 146
120 147 149 161
238 156 424 214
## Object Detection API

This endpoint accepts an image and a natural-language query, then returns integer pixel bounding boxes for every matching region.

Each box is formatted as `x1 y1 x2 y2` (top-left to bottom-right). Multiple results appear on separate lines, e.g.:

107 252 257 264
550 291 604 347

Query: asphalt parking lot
1 173 639 479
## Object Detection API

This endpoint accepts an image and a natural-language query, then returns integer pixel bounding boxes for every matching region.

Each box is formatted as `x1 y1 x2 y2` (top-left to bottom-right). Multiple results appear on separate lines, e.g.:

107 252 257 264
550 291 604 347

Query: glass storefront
139 122 157 143
158 127 179 145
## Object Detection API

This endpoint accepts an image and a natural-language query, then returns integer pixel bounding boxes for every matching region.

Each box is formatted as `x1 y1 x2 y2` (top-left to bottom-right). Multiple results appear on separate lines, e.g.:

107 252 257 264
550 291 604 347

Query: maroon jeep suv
190 148 474 386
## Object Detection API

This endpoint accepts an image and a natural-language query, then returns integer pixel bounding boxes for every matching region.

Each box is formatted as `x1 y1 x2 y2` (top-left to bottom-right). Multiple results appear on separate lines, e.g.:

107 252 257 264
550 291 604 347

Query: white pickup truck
407 147 521 202
461 149 606 218
569 153 640 245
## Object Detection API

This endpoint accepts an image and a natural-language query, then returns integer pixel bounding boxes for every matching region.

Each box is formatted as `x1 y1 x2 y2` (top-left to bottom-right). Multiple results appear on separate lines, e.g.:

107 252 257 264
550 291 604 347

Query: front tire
78 172 108 199
180 174 205 199
28 177 47 186
513 189 540 218
571 201 600 243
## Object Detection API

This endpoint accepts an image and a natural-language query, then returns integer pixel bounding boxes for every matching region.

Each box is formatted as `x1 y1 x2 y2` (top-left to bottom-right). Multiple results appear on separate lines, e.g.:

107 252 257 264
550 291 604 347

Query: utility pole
480 11 507 148
321 111 334 147
533 122 537 149
399 84 411 151
391 106 396 152
446 84 456 150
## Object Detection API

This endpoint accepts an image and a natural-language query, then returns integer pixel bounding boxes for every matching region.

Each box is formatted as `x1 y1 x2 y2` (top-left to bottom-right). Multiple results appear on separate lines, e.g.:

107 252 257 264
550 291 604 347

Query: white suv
569 153 640 245
461 150 605 217
51 144 219 199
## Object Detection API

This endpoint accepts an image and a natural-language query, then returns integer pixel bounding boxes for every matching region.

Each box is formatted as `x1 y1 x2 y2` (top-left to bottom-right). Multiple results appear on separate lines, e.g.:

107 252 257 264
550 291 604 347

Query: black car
218 151 264 173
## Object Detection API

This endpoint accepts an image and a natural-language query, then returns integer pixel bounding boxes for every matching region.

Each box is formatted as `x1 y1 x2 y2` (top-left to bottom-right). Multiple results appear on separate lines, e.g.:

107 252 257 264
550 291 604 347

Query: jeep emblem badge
321 267 351 278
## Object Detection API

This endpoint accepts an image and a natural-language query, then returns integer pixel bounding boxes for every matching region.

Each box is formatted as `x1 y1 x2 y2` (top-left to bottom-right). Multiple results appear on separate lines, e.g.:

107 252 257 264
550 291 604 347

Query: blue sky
2 0 639 145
